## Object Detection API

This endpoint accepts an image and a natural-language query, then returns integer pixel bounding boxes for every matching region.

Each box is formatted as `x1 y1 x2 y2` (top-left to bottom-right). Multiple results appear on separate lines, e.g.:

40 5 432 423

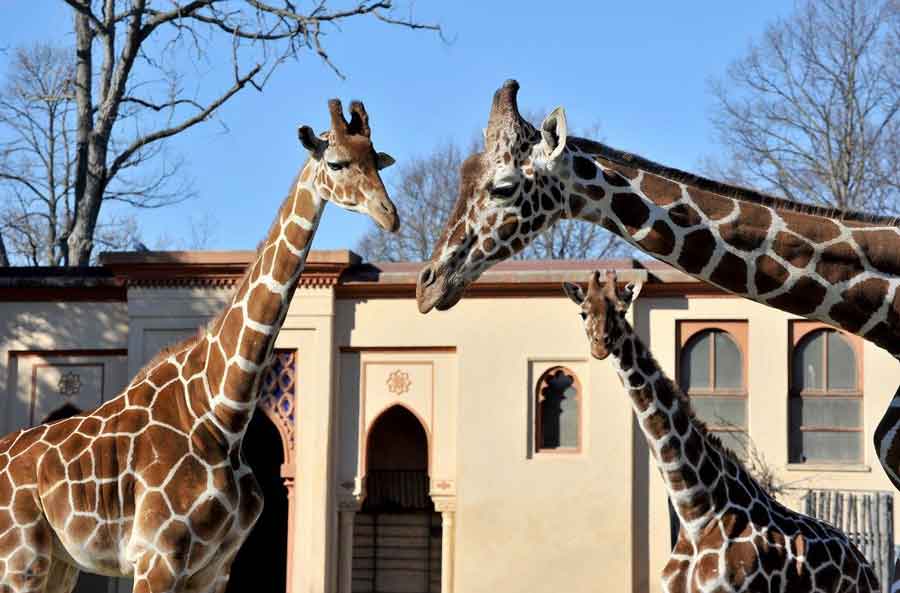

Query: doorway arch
354 405 441 592
227 350 296 592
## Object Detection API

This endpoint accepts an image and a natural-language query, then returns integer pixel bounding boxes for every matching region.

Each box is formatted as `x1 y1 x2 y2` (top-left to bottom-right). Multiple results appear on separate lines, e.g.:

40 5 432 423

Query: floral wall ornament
386 369 412 395
57 372 82 397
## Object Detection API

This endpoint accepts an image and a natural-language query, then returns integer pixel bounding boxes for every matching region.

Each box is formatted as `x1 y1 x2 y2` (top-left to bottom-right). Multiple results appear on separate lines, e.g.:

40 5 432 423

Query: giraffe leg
0 527 52 593
183 543 241 593
131 553 186 593
874 384 900 491
43 559 79 593
204 550 239 593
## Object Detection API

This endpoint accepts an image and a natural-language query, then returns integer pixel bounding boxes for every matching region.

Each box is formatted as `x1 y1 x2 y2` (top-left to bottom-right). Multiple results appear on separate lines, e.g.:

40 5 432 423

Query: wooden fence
803 489 894 589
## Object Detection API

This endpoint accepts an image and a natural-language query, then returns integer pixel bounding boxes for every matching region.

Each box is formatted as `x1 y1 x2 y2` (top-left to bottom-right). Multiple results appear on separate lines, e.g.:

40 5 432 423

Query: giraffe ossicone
0 98 398 593
565 269 879 593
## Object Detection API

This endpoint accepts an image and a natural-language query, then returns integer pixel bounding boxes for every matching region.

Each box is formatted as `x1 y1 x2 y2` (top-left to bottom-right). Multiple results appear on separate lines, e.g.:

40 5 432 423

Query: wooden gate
353 511 441 593
803 489 894 588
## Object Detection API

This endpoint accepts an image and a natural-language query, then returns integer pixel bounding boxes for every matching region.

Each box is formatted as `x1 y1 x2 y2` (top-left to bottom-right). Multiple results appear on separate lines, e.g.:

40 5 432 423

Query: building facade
1 251 898 593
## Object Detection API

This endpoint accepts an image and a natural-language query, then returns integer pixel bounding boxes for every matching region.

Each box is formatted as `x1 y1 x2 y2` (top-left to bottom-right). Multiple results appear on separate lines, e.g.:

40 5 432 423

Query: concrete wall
0 301 129 435
335 295 637 593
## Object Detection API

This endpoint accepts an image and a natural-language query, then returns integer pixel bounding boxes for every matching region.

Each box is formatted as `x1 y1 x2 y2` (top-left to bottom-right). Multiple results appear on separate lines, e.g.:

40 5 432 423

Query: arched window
678 322 748 453
789 326 862 464
535 366 582 453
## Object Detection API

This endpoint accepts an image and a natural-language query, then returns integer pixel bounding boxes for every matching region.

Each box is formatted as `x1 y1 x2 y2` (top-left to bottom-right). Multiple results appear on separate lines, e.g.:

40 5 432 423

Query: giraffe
415 79 900 494
0 98 398 593
564 269 879 593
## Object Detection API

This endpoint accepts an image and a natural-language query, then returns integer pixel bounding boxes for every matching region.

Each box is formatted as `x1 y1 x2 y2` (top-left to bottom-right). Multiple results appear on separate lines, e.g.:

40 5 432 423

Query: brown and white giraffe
415 79 900 494
0 99 398 593
564 269 879 593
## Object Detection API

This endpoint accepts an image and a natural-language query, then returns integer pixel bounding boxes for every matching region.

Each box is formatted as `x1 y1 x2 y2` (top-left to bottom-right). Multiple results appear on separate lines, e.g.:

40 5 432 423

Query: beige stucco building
2 251 898 593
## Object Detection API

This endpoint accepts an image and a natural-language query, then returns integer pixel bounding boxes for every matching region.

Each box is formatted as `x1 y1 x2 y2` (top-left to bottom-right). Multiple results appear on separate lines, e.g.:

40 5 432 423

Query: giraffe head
298 99 399 232
416 79 574 312
563 270 635 360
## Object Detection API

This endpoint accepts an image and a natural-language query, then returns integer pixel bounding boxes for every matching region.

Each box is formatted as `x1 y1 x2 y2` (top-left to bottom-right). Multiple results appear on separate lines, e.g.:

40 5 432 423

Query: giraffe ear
618 282 636 312
376 152 396 170
298 125 327 157
562 282 586 305
540 107 568 163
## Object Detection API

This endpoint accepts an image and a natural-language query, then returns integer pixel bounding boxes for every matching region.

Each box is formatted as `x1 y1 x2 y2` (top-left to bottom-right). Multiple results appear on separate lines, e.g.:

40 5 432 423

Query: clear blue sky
1 1 793 254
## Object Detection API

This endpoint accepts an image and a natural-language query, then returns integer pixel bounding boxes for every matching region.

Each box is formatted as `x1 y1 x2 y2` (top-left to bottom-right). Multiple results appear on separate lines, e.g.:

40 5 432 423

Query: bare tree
356 121 630 263
5 1 439 266
709 0 899 214
0 44 165 265
356 140 469 262
153 212 218 250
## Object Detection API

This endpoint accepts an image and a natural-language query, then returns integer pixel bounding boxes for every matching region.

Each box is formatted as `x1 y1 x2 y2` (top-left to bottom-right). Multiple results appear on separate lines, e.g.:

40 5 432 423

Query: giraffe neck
203 160 324 439
559 139 900 355
607 317 734 536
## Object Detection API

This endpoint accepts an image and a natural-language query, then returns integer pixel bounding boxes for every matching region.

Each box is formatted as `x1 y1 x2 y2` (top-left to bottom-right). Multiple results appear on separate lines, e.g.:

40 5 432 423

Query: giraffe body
564 271 880 593
0 99 398 593
415 79 900 498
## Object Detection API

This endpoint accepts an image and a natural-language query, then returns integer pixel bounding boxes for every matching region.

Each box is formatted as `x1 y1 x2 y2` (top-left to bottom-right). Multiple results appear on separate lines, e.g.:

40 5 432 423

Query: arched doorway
226 409 289 592
354 406 441 593
227 350 295 592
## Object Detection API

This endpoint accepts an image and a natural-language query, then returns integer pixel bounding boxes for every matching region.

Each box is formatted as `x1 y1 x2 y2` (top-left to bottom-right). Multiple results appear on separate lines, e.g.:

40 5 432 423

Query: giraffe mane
568 136 900 227
131 332 204 384
639 344 743 464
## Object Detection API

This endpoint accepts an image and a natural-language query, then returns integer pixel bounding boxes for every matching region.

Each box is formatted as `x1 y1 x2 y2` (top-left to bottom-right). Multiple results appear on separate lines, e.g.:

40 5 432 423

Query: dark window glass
789 329 861 464
680 329 747 447
537 368 580 451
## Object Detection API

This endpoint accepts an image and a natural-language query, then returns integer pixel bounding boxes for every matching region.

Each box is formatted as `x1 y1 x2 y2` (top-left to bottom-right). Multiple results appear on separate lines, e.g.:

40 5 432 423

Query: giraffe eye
489 182 518 200
327 160 350 171
579 312 587 320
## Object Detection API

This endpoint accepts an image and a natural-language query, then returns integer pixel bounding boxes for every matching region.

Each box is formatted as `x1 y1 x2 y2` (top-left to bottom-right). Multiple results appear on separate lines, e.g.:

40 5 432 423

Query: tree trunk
67 6 95 266
68 149 108 266
0 232 9 267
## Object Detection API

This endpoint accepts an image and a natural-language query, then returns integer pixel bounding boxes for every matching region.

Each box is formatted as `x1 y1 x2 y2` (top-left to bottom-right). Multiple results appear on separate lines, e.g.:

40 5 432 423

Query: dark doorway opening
354 406 441 593
226 410 289 593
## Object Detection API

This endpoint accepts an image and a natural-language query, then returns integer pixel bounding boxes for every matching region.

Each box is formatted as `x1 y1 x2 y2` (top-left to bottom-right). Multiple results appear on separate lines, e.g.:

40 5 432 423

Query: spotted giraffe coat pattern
0 99 397 593
564 270 879 593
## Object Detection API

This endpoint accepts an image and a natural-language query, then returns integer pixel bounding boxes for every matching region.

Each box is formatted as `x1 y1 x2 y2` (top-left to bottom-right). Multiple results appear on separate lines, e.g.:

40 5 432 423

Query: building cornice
0 252 732 301
100 250 359 290
0 268 126 302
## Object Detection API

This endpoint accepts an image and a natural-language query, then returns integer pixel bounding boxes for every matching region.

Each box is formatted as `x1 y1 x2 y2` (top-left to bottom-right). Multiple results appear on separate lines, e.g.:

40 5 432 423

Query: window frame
534 365 583 455
788 321 864 464
676 321 749 434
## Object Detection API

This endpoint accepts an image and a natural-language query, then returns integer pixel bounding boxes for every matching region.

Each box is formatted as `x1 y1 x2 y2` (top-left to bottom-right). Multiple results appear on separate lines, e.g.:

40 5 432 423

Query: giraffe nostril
419 266 436 288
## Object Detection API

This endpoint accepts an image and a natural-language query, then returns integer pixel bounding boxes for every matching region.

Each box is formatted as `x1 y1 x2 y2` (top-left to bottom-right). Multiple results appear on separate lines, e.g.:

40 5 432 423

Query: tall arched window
535 366 582 453
789 325 862 464
678 322 748 453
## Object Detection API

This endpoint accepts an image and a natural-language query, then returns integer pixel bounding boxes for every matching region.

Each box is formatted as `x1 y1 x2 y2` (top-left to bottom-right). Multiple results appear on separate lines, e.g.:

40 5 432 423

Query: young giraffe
0 99 398 593
564 269 879 593
416 79 900 493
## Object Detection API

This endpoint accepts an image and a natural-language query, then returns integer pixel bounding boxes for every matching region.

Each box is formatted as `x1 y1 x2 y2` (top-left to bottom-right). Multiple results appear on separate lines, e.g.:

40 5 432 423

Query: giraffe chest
124 447 264 574
45 437 264 579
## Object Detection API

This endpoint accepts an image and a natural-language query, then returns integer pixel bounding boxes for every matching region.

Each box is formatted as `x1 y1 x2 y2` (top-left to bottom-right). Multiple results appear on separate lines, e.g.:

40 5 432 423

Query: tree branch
108 63 261 179
60 0 107 35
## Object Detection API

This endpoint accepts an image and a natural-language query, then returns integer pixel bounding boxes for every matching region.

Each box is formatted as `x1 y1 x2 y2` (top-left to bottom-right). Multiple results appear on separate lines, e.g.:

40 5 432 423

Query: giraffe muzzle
369 196 400 233
416 263 464 314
